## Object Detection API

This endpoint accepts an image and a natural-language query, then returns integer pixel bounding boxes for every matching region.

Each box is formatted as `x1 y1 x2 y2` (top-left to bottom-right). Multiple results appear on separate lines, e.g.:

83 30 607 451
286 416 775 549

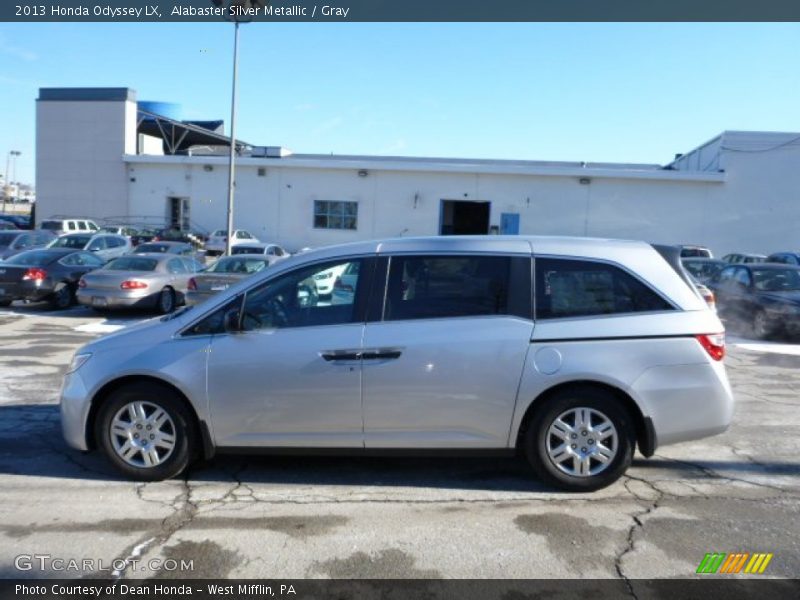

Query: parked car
708 263 800 339
765 252 800 266
0 248 105 309
77 254 204 314
130 228 157 247
205 229 260 257
152 228 208 250
40 218 99 237
47 233 132 262
230 242 290 261
0 221 17 231
185 255 274 306
311 263 347 296
689 276 716 311
0 230 56 260
0 214 31 229
131 241 196 256
681 258 726 283
99 225 139 239
721 253 766 264
679 244 713 258
60 236 732 492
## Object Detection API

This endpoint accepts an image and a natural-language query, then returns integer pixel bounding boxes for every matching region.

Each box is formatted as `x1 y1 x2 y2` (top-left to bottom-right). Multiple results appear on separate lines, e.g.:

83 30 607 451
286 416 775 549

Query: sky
1 22 799 184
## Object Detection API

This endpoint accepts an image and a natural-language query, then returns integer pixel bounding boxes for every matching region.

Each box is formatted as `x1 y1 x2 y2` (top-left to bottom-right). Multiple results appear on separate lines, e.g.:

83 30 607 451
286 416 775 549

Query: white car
313 264 347 296
230 243 290 262
205 229 259 256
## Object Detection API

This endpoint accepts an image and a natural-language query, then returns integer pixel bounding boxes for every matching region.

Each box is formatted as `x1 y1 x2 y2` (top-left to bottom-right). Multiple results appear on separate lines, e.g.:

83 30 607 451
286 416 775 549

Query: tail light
188 277 197 291
696 333 725 361
333 276 353 293
699 289 716 311
23 268 46 281
78 278 86 288
120 280 148 290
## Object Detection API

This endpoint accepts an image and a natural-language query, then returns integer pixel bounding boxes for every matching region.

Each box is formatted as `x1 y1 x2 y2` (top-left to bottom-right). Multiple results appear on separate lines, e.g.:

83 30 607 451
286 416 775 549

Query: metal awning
137 108 251 155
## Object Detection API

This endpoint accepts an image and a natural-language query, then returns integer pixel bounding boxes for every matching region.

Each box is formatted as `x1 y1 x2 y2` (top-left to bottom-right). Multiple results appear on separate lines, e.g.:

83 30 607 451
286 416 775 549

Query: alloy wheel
545 407 618 477
110 401 177 468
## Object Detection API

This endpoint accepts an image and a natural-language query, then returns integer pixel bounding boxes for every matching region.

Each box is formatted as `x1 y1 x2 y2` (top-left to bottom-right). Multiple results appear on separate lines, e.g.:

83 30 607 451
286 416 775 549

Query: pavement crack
112 469 198 579
615 474 664 599
653 453 795 494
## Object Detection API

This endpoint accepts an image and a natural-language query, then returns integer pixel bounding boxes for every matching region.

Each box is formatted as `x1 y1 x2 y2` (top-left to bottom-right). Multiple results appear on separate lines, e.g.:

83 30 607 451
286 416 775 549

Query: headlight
66 352 92 374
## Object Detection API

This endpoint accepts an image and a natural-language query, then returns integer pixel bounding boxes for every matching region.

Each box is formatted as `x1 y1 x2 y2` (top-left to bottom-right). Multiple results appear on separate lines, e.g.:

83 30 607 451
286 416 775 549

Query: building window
314 201 358 230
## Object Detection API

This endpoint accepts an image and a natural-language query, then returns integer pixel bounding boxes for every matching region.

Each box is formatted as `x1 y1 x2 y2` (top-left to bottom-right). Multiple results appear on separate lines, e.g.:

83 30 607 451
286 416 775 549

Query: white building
36 87 800 256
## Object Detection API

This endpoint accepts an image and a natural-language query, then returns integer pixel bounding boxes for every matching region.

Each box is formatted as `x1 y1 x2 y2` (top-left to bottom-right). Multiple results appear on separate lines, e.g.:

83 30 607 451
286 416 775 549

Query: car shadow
3 404 797 492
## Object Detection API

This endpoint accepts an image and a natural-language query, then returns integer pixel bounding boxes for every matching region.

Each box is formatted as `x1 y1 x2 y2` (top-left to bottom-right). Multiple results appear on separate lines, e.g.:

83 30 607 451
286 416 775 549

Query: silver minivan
60 236 734 491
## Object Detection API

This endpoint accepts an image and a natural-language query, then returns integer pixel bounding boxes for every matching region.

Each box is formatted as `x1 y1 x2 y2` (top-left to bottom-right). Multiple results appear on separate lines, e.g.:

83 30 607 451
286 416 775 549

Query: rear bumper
0 280 57 303
185 291 215 306
631 360 734 447
76 289 157 309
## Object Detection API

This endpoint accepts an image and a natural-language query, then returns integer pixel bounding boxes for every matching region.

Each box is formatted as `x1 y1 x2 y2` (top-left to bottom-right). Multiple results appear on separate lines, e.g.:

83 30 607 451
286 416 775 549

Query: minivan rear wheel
524 387 635 492
96 382 196 481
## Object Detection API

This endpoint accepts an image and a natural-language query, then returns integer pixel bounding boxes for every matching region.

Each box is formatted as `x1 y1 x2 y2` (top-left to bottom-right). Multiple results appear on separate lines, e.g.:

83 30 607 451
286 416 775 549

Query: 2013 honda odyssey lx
60 236 734 491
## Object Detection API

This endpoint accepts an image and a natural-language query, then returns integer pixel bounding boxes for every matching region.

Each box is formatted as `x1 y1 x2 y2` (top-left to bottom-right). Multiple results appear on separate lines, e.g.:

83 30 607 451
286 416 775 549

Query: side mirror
223 309 241 333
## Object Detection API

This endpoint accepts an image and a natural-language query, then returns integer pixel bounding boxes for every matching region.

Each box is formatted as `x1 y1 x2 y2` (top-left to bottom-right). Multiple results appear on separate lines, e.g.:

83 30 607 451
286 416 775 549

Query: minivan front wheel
96 382 196 480
524 387 635 492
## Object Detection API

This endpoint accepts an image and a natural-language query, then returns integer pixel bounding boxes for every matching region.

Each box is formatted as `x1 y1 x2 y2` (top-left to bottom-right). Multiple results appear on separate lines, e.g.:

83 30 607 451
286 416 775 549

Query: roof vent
252 146 293 158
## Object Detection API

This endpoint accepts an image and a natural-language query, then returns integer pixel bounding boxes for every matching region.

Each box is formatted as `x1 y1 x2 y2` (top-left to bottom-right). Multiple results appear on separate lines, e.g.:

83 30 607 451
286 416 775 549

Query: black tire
49 282 73 310
523 386 636 492
157 287 176 314
95 382 197 481
752 309 777 340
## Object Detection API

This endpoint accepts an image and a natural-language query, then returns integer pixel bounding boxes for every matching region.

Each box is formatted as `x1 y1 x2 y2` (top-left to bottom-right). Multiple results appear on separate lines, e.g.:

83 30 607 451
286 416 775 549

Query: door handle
361 348 403 360
320 350 362 362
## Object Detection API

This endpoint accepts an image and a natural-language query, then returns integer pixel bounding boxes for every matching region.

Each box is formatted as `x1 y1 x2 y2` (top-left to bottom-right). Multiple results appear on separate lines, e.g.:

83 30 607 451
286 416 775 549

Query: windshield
231 246 263 255
0 233 18 246
212 230 226 237
683 261 723 279
209 257 269 274
49 235 91 249
104 257 159 271
134 243 170 253
4 251 56 266
753 269 800 292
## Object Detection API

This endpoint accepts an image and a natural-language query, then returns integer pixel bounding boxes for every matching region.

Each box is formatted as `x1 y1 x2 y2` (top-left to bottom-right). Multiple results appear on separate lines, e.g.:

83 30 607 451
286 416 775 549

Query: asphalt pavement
0 303 798 581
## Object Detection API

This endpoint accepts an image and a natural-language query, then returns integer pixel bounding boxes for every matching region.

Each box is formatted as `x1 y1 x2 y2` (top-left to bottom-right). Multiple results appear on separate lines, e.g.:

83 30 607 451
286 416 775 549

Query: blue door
500 213 520 235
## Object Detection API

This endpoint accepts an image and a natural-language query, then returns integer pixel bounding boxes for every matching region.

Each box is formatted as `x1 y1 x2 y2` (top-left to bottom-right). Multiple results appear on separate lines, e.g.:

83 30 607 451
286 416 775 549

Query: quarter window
535 258 673 319
314 200 358 230
383 255 529 321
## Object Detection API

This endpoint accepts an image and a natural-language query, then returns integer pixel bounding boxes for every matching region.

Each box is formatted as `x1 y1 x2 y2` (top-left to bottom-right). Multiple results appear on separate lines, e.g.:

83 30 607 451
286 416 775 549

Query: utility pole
3 150 21 214
212 0 265 255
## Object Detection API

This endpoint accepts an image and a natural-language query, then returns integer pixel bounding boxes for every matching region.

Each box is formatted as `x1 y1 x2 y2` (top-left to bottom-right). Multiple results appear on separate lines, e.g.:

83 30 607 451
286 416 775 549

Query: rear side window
535 258 673 319
384 255 530 321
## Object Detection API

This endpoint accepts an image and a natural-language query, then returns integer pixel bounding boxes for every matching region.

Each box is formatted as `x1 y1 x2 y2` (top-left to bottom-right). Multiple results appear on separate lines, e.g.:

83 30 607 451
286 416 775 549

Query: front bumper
60 369 92 451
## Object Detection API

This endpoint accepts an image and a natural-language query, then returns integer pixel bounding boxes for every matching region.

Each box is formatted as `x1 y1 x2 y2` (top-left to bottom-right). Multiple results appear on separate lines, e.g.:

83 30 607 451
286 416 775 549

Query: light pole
212 0 265 255
3 150 21 214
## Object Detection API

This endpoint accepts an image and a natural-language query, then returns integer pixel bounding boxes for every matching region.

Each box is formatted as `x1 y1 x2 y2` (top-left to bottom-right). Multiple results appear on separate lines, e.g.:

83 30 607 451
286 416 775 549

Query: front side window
535 258 673 319
383 255 525 321
241 259 363 330
314 200 358 230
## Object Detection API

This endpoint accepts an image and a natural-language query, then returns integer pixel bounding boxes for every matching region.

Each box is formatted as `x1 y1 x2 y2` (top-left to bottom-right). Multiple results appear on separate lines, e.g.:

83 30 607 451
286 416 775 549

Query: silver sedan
185 254 275 306
76 253 204 314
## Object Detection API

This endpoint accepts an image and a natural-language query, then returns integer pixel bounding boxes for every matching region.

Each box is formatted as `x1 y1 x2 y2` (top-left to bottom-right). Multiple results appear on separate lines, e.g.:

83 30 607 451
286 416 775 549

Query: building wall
125 158 738 253
36 97 136 224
